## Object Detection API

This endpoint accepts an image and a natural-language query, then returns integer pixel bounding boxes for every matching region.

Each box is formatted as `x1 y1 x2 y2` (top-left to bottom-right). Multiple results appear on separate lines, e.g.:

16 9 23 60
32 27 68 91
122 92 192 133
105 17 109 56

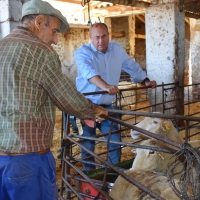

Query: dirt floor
51 109 63 190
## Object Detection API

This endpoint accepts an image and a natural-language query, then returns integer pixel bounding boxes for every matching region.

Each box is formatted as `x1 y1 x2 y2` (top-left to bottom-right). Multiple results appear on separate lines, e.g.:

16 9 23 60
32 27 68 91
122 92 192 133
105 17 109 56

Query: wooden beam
136 14 145 23
55 0 81 5
69 23 90 28
135 34 145 39
82 1 105 12
185 17 190 25
185 11 200 19
112 31 126 37
184 0 198 3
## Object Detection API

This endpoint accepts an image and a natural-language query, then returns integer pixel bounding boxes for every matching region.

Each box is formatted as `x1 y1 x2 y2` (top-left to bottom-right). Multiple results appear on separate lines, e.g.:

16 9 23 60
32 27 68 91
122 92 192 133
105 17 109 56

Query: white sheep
130 115 184 147
109 115 200 200
130 115 200 179
109 139 194 200
130 139 183 176
110 170 188 200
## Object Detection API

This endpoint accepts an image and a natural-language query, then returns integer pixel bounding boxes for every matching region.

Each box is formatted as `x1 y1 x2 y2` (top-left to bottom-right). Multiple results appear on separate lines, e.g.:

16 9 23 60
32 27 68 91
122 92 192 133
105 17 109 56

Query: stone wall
52 16 192 87
53 16 147 83
52 28 90 83
0 0 22 38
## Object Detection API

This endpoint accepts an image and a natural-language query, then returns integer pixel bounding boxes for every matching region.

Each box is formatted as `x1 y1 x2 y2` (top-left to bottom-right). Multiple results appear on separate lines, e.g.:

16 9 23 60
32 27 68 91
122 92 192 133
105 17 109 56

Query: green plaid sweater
0 26 95 153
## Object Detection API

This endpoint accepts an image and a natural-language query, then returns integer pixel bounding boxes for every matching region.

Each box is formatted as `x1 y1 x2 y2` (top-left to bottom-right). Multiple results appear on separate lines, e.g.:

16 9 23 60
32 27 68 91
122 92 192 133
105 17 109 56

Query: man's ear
35 15 45 29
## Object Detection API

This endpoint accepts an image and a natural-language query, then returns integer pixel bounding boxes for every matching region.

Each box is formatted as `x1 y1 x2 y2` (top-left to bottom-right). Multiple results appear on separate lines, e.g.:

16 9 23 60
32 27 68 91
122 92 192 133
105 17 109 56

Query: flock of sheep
109 115 200 200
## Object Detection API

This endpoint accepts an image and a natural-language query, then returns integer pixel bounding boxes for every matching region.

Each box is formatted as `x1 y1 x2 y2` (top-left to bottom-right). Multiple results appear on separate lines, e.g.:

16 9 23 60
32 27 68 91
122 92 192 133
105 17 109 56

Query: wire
179 0 184 12
81 0 92 25
98 17 101 23
167 142 200 199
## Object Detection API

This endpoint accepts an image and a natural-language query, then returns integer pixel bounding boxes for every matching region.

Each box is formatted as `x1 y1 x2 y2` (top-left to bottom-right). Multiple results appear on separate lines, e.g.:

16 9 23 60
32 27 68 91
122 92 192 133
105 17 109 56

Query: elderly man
74 22 157 171
0 1 107 200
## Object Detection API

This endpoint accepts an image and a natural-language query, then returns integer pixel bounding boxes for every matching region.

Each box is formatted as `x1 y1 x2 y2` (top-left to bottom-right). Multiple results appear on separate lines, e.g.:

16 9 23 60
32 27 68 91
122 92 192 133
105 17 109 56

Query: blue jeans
81 105 121 170
0 151 57 200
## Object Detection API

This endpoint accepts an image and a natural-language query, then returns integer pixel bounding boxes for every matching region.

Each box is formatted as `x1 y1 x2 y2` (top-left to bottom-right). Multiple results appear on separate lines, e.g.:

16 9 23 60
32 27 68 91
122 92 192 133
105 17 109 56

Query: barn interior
44 0 200 199
1 0 200 199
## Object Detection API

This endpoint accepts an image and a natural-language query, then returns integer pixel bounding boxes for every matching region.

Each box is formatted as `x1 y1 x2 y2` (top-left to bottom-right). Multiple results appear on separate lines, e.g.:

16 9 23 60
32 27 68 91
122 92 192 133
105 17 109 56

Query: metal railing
59 82 200 200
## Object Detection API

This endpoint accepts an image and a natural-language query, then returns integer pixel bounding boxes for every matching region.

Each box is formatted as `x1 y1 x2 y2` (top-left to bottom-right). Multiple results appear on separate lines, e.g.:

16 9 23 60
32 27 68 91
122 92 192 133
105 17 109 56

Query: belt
0 148 50 156
98 104 110 107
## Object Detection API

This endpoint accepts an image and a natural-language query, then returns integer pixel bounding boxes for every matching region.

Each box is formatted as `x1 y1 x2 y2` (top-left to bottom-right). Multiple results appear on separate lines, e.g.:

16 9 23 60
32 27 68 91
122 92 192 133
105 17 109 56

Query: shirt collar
11 26 41 42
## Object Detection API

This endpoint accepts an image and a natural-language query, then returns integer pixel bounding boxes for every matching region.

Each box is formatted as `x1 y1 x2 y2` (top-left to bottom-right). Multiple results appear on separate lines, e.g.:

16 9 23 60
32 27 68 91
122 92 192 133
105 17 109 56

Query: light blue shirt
75 42 147 105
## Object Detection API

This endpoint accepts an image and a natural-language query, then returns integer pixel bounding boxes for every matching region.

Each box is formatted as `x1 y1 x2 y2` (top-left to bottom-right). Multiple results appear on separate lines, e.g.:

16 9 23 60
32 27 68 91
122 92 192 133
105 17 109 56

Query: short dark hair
89 23 108 35
21 14 38 24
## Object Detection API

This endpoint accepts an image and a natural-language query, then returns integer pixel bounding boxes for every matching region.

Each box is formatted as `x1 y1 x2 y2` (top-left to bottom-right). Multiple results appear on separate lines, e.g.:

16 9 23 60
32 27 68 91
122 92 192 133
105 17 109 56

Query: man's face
36 15 61 45
90 25 109 53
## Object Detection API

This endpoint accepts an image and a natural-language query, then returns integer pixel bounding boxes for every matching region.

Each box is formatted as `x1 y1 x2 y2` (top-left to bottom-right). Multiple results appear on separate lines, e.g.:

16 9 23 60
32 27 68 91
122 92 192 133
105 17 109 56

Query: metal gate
59 82 200 200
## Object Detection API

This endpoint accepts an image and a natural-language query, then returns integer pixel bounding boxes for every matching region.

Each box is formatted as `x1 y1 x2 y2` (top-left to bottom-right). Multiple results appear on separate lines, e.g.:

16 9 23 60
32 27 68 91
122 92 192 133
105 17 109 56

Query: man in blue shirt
75 22 157 171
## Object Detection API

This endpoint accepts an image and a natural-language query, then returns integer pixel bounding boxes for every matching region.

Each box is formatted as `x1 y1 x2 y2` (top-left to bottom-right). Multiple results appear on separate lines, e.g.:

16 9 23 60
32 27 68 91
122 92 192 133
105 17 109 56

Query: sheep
109 139 194 200
131 116 200 180
131 139 200 179
130 139 183 176
110 114 200 200
130 115 184 149
109 169 192 200
130 115 200 178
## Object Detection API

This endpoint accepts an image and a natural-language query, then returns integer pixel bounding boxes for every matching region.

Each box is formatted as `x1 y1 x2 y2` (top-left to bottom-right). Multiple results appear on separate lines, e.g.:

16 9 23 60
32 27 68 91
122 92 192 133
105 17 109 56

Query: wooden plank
136 34 145 39
112 31 126 37
185 17 190 25
69 23 90 28
56 0 82 4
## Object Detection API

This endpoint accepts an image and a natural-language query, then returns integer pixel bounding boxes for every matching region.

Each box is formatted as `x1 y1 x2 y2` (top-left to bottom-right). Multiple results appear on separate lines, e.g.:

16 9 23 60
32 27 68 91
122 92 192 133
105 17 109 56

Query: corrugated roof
48 0 200 23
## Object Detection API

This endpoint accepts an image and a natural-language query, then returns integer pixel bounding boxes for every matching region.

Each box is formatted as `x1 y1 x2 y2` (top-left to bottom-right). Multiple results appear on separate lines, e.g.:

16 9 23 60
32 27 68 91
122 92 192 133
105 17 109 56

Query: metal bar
60 148 65 197
185 121 189 143
69 134 176 154
78 191 105 199
76 128 121 143
82 82 176 96
179 82 200 87
66 116 71 199
61 176 84 200
83 91 108 96
184 100 200 106
72 157 105 168
107 109 200 122
162 82 164 113
65 174 113 189
66 136 165 200
63 156 114 200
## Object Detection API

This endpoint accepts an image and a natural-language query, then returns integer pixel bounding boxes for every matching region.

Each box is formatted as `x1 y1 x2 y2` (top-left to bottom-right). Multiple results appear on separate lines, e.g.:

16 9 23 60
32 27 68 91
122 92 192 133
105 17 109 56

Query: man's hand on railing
145 80 157 88
81 105 108 127
93 105 108 123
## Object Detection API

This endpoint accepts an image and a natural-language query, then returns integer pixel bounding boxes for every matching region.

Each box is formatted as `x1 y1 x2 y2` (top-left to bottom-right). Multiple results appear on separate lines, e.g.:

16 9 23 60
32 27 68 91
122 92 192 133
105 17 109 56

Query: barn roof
51 0 200 19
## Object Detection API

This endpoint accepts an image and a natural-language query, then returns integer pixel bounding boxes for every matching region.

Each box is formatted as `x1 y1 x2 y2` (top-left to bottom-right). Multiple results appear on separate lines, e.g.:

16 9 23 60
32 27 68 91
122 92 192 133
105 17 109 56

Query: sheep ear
131 149 137 154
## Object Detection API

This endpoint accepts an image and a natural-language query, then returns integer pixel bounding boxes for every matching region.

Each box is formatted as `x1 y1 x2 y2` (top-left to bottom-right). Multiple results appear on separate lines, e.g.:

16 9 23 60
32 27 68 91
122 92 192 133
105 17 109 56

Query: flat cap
22 0 69 33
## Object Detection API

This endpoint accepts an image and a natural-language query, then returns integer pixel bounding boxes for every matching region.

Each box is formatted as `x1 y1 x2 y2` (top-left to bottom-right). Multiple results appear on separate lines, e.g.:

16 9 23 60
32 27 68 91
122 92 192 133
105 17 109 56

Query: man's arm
113 43 157 87
75 45 119 95
89 75 119 94
42 54 108 121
